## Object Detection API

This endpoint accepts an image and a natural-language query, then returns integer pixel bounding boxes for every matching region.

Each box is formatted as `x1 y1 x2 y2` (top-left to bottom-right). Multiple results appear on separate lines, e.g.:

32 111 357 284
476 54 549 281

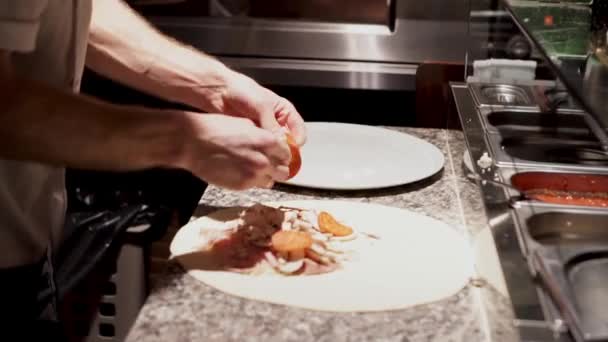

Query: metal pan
509 171 608 208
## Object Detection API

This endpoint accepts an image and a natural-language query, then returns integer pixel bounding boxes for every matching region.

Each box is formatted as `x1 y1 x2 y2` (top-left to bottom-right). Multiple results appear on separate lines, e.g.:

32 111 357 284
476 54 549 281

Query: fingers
278 99 307 146
250 128 291 167
245 149 290 189
255 95 306 147
270 165 290 182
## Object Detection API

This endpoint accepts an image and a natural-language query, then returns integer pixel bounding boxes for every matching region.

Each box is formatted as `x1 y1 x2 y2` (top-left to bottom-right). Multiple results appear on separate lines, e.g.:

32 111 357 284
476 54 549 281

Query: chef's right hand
178 114 291 190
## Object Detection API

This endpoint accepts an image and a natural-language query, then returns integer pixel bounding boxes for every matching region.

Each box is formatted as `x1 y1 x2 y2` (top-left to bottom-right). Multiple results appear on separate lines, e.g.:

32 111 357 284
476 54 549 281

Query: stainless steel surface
485 132 608 171
498 167 608 203
511 202 608 242
451 84 560 342
466 171 526 195
450 82 608 342
485 111 592 137
150 16 466 64
526 211 608 245
458 1 608 339
470 83 536 108
512 201 608 342
568 257 608 323
139 0 469 89
501 136 608 165
247 0 390 25
534 247 608 342
219 57 417 90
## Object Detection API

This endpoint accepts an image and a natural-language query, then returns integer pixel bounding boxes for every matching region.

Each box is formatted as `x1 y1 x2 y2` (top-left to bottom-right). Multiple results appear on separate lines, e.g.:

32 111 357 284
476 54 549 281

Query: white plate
282 122 445 190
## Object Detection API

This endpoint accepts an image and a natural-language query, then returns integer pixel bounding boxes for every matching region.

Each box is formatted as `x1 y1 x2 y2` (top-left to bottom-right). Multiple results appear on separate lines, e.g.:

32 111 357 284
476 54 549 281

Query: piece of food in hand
285 133 301 179
317 211 354 237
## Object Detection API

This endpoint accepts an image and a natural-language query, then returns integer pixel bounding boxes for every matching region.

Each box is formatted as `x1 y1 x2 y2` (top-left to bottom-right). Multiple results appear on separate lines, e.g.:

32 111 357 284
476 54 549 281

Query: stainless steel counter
451 81 608 342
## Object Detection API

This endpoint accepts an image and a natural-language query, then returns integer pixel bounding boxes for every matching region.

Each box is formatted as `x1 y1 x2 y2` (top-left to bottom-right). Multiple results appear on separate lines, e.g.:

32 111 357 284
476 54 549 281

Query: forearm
0 76 186 172
87 0 236 112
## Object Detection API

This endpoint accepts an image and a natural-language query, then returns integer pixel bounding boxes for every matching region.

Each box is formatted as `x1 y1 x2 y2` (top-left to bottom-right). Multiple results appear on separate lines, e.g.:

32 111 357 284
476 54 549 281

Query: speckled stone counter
125 127 516 342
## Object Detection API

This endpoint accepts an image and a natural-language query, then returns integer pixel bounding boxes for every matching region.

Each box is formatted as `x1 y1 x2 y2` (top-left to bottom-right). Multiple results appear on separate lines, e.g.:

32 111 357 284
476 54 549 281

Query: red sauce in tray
526 189 608 208
511 172 608 208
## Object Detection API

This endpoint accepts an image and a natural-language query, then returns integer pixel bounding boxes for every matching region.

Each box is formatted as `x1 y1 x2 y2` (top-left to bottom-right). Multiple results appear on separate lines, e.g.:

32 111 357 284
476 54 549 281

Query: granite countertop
125 127 516 342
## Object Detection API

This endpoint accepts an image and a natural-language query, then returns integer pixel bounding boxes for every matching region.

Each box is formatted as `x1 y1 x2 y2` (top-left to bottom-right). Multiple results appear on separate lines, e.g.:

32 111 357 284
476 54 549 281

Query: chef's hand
220 73 307 146
179 113 291 190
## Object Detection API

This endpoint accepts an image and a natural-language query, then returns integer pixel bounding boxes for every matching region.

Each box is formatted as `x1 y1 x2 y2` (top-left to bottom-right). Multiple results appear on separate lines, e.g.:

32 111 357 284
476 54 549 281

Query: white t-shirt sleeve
0 0 49 52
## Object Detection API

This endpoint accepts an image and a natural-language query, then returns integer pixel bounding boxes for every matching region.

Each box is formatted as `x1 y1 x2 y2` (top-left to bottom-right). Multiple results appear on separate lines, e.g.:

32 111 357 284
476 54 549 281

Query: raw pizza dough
170 200 474 312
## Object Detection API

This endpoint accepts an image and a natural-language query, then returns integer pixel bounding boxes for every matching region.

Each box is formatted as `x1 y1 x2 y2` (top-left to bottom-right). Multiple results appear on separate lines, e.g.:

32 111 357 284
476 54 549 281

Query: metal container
510 202 608 342
453 81 608 342
484 110 592 136
469 83 538 108
485 132 608 171
498 169 608 209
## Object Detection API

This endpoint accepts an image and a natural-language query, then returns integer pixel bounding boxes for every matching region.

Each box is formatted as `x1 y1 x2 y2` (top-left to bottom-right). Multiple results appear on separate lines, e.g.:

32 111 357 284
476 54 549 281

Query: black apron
0 247 65 341
0 203 172 341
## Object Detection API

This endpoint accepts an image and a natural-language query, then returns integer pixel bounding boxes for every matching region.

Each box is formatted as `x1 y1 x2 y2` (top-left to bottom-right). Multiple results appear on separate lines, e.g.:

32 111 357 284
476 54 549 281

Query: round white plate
282 122 445 190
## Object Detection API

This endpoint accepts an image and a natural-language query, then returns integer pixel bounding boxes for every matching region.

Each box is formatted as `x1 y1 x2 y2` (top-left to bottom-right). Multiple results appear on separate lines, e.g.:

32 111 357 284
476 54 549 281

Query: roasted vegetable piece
271 230 312 253
317 211 353 237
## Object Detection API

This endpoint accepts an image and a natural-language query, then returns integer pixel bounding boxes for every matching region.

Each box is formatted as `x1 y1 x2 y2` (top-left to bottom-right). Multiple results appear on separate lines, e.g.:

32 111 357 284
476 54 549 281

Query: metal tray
511 202 608 254
469 83 538 109
486 133 608 172
567 255 608 324
510 202 608 342
528 212 608 245
453 82 608 342
497 169 608 209
484 110 593 138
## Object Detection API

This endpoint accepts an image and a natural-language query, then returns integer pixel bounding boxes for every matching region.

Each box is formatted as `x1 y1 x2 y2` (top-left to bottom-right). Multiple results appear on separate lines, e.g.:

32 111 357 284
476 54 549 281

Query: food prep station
452 81 608 342
451 1 608 341
66 1 608 342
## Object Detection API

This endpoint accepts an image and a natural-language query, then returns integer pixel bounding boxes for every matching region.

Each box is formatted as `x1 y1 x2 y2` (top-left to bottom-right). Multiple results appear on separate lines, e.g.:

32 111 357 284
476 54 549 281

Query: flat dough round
170 200 474 312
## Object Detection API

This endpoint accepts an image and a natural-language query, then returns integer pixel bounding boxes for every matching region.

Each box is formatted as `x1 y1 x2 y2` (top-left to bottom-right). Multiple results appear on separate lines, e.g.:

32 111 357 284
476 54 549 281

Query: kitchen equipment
280 122 445 190
511 202 608 342
450 0 608 339
126 0 470 90
452 77 608 341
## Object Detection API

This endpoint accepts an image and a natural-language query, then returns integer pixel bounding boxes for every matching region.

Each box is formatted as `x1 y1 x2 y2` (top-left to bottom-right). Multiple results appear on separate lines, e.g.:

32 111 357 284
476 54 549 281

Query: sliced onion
284 211 298 223
299 211 318 226
311 232 329 242
305 249 330 265
276 259 305 274
330 231 358 242
264 251 279 268
309 242 326 255
281 221 293 231
293 220 314 232
325 241 348 253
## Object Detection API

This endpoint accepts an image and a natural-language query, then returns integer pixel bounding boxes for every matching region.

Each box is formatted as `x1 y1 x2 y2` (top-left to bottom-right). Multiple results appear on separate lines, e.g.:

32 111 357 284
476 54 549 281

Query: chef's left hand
220 73 307 146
